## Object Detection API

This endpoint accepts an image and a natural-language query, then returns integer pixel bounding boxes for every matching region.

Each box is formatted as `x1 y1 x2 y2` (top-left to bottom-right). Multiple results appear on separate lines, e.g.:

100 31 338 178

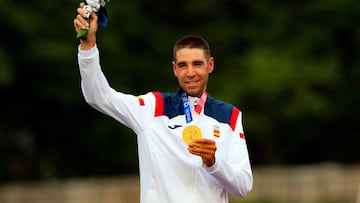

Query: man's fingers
73 4 90 32
188 138 216 156
73 16 89 32
190 138 215 145
188 147 216 167
189 139 216 150
188 145 215 153
79 15 89 27
188 143 216 156
187 138 216 167
77 7 88 18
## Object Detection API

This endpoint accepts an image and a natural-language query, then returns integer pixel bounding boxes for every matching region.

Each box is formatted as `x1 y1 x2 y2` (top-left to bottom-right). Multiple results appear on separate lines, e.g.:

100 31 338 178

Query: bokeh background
0 0 359 202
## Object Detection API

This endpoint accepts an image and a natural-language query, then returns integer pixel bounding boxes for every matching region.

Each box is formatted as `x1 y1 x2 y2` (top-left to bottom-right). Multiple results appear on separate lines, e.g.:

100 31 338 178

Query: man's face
172 48 214 97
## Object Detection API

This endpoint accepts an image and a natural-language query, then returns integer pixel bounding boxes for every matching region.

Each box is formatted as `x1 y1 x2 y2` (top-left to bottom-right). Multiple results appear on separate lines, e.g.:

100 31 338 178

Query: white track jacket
78 45 253 203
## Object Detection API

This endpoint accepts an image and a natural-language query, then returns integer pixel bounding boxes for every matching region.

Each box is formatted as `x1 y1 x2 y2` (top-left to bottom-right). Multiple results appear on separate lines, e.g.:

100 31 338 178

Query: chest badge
213 126 220 138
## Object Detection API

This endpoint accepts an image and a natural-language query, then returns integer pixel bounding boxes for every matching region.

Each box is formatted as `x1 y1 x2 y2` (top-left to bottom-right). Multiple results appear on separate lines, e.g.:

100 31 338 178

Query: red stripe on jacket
152 92 164 117
230 107 240 131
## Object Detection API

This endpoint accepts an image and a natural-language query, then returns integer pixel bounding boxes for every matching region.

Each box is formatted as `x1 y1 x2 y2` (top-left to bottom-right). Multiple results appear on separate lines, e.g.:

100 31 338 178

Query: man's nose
187 66 196 76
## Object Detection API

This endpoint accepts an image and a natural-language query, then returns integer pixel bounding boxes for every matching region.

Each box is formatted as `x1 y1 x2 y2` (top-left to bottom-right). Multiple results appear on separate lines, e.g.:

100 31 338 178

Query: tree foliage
0 0 359 181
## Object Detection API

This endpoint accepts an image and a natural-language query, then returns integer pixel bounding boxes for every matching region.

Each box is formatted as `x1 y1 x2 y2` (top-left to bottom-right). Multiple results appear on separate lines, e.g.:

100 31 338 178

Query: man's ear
172 61 178 77
208 57 214 73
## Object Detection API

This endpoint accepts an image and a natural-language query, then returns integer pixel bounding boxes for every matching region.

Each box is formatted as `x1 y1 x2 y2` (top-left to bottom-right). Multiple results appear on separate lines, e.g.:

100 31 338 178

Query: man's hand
73 2 98 50
188 138 217 167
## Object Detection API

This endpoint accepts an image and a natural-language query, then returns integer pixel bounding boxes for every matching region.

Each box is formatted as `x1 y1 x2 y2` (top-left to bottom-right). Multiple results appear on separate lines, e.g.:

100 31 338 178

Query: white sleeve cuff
78 44 98 58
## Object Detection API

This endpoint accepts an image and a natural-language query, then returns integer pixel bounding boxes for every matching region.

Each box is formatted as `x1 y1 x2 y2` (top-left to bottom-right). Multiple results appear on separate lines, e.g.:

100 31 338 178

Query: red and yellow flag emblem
137 96 145 106
213 126 220 138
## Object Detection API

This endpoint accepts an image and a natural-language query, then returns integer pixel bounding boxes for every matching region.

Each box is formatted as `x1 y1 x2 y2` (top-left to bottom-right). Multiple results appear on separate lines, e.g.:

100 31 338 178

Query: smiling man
74 3 253 203
173 49 213 96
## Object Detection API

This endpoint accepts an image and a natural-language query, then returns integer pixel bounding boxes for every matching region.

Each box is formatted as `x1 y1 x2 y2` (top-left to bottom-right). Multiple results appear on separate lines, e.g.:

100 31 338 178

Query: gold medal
182 125 202 144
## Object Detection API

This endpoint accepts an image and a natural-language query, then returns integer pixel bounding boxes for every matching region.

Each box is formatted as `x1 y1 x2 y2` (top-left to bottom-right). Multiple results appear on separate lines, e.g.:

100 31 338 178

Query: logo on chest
167 124 183 129
213 125 221 138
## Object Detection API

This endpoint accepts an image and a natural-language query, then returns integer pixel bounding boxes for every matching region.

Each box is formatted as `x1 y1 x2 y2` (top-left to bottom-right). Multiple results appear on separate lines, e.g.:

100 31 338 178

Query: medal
182 125 202 144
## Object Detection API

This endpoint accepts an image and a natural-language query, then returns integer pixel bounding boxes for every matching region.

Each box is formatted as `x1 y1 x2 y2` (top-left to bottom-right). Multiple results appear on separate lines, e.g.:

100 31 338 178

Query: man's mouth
186 80 199 85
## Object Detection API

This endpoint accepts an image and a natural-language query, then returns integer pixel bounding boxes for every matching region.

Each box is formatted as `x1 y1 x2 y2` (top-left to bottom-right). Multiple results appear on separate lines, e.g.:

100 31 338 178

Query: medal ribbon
194 92 208 115
182 91 208 123
181 92 193 123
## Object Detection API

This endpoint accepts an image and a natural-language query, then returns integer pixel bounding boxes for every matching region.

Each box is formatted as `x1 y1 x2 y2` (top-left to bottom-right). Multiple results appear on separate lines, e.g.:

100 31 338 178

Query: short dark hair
173 35 211 61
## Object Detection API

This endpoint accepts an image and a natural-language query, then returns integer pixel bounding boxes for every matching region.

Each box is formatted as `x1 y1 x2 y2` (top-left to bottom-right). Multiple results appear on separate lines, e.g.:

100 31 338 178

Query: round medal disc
182 125 202 144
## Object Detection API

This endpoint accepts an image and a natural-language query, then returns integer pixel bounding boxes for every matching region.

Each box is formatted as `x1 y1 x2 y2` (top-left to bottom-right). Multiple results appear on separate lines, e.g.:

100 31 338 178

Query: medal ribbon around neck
194 92 208 116
181 91 208 144
181 91 208 123
181 92 193 123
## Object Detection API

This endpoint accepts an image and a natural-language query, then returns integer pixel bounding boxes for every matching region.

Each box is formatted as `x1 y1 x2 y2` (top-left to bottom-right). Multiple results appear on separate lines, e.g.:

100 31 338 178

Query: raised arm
73 2 98 50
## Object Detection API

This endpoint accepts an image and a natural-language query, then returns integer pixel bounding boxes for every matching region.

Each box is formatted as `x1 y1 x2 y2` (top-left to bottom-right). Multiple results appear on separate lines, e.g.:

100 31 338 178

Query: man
73 3 252 203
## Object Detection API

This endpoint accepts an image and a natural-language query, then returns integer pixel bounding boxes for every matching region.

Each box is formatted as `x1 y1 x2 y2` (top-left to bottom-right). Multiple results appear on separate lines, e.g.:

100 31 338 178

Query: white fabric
77 45 253 203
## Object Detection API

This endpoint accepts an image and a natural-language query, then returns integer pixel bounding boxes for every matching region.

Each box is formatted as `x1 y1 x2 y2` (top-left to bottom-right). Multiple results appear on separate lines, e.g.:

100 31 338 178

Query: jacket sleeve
77 45 155 135
204 110 253 197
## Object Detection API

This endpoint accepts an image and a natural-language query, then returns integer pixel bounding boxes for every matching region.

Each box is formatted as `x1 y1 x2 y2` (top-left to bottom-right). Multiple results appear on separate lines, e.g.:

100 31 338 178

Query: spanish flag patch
213 126 220 138
137 96 145 106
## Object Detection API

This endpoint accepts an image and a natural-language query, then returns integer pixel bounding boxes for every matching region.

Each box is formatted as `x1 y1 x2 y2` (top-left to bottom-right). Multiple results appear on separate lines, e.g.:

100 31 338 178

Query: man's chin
185 89 202 97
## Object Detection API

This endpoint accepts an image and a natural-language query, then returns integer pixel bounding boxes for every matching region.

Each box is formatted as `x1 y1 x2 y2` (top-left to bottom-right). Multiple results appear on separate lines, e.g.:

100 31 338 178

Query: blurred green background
0 0 359 191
